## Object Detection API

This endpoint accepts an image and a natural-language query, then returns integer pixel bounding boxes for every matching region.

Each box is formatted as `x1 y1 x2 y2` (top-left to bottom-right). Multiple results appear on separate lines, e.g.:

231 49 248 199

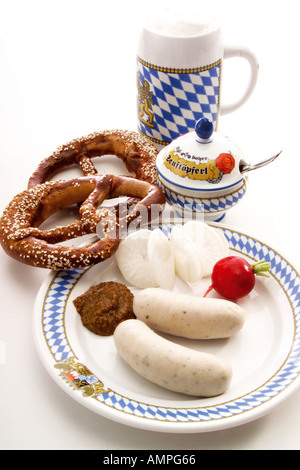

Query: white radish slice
116 229 158 288
182 221 229 277
148 228 175 290
169 225 204 283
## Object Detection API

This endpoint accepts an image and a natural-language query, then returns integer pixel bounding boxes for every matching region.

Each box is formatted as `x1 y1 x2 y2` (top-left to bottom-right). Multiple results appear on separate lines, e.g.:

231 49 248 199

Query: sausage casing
133 287 245 339
114 319 232 397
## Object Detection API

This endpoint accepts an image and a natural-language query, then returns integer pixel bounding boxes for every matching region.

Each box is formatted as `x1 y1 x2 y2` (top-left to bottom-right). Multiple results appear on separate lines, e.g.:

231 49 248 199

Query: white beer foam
144 8 217 38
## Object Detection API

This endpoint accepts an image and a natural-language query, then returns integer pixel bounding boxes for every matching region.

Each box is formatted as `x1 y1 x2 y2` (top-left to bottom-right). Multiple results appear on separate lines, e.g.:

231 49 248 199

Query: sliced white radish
116 222 229 288
148 228 175 289
116 229 158 288
169 225 204 283
182 221 229 276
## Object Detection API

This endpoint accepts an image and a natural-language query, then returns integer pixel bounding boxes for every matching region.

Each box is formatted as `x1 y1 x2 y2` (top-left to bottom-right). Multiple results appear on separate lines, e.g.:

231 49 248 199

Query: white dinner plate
33 221 300 433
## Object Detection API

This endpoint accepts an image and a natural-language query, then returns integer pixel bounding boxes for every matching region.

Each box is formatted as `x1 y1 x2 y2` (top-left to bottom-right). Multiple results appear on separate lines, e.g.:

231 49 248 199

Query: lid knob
195 118 214 142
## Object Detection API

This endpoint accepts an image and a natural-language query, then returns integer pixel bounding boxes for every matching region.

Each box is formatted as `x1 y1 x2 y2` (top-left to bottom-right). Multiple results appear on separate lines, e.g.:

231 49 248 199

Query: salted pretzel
0 174 165 270
28 129 158 189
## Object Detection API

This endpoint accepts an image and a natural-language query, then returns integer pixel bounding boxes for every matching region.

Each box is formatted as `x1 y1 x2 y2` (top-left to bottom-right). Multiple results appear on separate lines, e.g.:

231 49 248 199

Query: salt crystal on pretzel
0 174 165 270
28 129 159 188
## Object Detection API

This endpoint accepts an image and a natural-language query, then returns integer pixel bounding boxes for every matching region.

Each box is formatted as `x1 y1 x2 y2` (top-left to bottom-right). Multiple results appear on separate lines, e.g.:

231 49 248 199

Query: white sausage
133 287 245 339
114 319 232 397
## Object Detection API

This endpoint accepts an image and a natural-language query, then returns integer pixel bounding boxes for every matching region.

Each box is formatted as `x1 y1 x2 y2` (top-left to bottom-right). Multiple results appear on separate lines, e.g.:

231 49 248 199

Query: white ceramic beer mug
137 10 258 146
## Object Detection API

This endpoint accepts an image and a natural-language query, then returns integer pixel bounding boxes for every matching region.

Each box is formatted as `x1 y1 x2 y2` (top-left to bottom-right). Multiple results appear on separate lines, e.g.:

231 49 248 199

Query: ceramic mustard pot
156 118 280 222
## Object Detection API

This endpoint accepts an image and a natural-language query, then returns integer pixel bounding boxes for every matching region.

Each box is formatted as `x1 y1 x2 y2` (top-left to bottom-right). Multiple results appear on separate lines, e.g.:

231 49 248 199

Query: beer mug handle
221 46 259 115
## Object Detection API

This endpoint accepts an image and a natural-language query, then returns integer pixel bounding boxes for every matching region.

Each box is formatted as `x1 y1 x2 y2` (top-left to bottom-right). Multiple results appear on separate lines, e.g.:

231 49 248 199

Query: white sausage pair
114 288 245 397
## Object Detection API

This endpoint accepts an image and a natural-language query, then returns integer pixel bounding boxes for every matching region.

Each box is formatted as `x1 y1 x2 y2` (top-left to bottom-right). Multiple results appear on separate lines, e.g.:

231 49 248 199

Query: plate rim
32 221 300 433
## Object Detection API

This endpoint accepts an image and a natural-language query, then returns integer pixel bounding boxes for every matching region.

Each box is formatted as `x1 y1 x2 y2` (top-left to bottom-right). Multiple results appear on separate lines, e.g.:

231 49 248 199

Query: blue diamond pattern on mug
137 58 221 145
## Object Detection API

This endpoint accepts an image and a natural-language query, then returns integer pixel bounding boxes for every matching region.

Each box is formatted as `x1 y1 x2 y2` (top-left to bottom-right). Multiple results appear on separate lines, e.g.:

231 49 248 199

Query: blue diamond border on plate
41 225 300 425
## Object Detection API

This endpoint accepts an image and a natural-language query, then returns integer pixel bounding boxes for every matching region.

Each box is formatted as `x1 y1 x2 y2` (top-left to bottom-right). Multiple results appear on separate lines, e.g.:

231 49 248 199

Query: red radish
203 256 271 300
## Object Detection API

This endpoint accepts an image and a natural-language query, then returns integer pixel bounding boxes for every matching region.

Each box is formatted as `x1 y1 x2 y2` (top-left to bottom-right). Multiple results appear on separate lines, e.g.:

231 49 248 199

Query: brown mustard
73 281 135 335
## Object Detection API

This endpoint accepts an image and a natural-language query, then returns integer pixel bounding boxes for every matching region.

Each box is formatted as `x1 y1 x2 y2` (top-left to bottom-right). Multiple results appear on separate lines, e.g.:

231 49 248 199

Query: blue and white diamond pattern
137 59 221 145
42 227 300 425
43 268 85 361
158 179 247 220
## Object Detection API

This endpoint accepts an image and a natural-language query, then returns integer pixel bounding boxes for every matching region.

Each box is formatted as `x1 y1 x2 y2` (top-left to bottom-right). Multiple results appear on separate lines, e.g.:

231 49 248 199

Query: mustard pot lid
156 118 247 192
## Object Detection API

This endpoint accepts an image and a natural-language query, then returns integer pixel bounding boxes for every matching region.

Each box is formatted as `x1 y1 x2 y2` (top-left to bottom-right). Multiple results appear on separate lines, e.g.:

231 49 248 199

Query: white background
0 0 299 450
